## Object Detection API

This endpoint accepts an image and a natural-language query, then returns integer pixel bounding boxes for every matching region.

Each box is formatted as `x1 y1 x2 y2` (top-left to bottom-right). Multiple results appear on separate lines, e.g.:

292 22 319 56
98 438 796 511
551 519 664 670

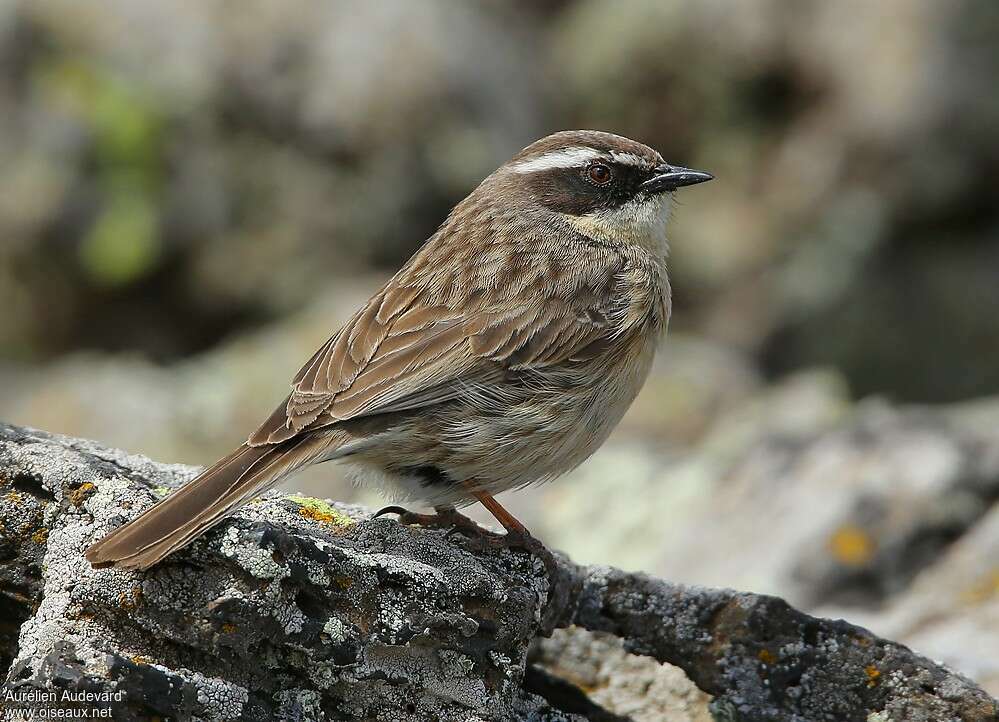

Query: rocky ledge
1 422 995 721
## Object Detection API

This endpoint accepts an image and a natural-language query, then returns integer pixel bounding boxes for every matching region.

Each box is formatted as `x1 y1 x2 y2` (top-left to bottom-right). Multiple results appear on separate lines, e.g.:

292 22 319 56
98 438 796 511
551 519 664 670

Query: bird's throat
559 193 671 257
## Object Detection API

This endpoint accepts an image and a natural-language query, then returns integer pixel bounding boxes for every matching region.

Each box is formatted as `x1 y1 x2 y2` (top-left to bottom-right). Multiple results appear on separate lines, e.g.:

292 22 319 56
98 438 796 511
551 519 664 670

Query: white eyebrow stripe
509 146 607 173
610 151 652 168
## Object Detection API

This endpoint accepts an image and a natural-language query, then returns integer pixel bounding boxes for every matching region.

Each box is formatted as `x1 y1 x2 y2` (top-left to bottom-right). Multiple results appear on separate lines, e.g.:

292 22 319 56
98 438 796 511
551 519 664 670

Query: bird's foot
375 503 572 635
373 505 498 539
460 527 557 577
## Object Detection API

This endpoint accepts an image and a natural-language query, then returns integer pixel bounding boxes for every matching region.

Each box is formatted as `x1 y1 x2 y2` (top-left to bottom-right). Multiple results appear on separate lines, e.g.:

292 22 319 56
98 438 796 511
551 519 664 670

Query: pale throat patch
510 146 652 174
562 194 672 255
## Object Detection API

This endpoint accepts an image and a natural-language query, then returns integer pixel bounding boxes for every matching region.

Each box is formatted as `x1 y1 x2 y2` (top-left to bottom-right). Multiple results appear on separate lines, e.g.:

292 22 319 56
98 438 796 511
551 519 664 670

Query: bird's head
488 130 712 254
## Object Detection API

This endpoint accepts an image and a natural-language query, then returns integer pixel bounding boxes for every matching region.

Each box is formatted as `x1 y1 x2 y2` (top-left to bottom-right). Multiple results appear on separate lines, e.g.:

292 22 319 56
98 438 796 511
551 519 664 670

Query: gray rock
844 502 999 696
1 422 995 721
0 423 565 721
611 387 999 613
531 628 712 722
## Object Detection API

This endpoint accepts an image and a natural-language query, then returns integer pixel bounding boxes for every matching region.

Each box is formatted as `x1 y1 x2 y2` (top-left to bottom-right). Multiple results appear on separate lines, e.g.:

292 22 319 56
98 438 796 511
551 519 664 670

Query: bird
85 130 712 572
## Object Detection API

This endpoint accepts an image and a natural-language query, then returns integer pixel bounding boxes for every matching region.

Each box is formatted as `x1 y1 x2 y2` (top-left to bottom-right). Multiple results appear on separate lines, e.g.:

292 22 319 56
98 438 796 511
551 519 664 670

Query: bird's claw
373 505 492 536
373 505 433 526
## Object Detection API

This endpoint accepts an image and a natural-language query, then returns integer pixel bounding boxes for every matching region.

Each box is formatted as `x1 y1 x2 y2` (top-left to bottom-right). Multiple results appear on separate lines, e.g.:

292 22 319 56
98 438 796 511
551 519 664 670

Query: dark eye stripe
526 159 650 216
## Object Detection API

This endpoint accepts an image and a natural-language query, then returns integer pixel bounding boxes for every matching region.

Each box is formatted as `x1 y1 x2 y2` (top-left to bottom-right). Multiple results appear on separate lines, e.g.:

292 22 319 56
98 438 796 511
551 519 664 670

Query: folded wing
248 247 642 447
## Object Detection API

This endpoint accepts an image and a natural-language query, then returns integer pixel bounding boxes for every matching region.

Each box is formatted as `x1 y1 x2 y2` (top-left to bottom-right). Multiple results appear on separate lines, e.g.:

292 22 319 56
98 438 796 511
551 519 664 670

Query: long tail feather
85 435 326 570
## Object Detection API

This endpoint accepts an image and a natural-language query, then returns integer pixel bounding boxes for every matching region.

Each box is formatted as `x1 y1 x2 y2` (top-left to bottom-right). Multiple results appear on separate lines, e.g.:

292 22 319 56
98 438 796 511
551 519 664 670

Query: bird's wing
248 244 658 446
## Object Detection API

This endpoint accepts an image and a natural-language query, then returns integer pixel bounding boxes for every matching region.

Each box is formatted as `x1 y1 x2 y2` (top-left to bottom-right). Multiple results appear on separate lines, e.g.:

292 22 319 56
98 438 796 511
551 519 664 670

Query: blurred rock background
1 0 997 712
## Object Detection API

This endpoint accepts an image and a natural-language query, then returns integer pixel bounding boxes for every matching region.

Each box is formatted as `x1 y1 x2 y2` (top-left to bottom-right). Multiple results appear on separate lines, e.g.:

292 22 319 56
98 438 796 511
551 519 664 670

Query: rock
0 423 565 721
564 566 996 722
508 379 999 701
848 501 999 695
1 422 996 721
577 381 999 614
531 628 713 722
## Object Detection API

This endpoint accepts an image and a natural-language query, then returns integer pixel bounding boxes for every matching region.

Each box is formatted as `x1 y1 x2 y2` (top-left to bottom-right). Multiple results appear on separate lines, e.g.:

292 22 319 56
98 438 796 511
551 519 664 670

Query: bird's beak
641 164 714 193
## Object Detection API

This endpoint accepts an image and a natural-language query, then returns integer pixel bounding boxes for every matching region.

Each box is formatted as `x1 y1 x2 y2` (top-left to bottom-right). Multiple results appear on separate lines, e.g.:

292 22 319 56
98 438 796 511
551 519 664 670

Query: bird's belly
345 332 658 505
345 334 658 505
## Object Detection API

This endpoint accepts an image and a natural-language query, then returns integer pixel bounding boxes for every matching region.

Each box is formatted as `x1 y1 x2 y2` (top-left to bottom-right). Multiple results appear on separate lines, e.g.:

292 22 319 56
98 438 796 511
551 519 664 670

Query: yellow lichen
828 525 875 566
221 623 237 634
118 587 143 611
865 665 881 687
5 490 24 504
757 648 776 666
69 482 96 507
31 528 49 544
287 496 355 529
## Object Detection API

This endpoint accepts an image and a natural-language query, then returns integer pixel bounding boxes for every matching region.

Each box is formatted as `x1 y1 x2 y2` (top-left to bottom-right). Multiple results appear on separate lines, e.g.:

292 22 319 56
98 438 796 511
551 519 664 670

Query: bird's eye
586 163 613 185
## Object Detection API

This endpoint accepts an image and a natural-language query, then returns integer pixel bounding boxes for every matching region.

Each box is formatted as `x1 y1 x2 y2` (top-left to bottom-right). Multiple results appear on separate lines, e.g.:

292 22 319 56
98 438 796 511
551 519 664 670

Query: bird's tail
85 434 328 570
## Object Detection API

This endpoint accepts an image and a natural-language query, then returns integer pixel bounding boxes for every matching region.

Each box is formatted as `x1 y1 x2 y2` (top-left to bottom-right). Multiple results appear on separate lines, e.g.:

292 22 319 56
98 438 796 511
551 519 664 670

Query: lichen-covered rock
2 422 996 722
853 501 999 695
564 566 998 722
531 628 713 722
0 423 572 721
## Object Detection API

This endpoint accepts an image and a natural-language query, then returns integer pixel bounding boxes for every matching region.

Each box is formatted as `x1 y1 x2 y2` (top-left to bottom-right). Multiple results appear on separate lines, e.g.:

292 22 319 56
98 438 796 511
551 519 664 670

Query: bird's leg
469 490 570 634
373 504 498 538
378 493 555 574
468 491 558 579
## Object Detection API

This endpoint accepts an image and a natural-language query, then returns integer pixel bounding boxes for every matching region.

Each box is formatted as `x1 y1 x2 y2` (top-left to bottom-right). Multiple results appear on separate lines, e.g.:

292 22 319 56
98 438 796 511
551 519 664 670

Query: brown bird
85 130 712 572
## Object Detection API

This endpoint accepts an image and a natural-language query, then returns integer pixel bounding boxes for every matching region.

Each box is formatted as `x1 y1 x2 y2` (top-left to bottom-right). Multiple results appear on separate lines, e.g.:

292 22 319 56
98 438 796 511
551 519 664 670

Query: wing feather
249 244 657 446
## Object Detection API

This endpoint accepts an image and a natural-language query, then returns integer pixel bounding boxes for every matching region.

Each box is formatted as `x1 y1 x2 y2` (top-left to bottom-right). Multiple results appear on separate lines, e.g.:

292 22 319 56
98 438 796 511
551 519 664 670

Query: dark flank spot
398 465 451 488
